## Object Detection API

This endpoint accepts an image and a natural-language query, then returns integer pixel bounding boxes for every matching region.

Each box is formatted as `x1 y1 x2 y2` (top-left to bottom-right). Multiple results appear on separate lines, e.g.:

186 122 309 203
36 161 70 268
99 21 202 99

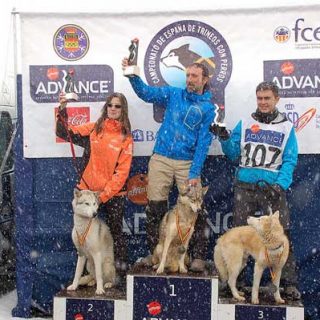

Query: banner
19 8 320 158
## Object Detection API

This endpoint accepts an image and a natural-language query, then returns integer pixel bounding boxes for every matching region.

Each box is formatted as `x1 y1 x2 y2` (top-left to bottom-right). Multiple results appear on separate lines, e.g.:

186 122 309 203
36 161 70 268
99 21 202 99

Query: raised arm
122 57 170 105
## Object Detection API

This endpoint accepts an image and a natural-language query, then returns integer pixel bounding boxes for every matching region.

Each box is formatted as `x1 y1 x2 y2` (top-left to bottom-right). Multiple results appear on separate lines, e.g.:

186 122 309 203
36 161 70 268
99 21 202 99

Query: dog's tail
213 241 228 281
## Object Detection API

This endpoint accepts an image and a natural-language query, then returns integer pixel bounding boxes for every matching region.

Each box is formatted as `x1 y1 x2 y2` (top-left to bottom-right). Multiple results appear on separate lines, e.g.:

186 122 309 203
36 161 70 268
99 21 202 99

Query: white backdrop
19 6 320 158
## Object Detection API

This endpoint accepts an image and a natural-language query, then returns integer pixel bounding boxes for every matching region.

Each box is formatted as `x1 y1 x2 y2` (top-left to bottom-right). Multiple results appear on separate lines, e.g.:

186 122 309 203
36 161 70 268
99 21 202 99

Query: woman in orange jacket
56 92 133 282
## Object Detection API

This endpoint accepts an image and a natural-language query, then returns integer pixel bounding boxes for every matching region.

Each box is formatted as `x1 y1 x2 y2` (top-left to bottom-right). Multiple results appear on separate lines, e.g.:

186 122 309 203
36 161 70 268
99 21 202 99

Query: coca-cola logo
69 114 89 126
55 106 90 143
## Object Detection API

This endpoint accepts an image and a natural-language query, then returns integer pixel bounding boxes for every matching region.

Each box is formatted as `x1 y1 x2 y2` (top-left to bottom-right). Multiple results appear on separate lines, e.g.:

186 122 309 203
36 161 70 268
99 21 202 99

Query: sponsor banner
30 65 113 103
244 129 285 148
264 59 319 153
264 59 320 98
20 7 320 157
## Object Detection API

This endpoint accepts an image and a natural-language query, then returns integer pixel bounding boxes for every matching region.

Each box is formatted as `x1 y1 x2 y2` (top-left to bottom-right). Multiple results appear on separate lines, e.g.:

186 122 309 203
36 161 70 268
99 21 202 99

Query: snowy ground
0 290 51 320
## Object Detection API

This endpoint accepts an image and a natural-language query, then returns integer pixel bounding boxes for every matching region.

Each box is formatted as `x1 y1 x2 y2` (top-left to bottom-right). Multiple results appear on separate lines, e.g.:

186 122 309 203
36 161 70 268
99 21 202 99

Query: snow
0 290 51 320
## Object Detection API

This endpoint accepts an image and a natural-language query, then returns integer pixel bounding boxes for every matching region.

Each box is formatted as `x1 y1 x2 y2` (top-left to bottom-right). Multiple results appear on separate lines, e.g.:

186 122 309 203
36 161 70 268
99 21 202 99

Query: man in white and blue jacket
211 81 301 300
123 59 215 272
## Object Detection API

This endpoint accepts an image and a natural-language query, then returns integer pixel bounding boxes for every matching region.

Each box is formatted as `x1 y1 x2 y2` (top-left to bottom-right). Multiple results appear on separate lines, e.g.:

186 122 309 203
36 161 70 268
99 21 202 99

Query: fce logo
293 18 320 42
274 18 320 49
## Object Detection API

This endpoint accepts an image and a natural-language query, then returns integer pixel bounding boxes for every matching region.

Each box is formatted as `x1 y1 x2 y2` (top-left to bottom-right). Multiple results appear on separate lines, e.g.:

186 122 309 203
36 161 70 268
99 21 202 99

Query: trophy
213 103 226 128
211 103 230 140
123 38 140 77
64 68 79 102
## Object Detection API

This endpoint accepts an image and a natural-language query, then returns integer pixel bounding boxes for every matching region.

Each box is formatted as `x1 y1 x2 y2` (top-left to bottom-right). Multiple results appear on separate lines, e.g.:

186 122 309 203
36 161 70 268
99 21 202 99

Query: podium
53 286 129 320
53 264 304 319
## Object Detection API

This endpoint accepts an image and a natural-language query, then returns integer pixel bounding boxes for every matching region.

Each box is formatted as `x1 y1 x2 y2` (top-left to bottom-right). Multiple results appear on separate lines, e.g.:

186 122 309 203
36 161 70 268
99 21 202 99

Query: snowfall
0 290 49 320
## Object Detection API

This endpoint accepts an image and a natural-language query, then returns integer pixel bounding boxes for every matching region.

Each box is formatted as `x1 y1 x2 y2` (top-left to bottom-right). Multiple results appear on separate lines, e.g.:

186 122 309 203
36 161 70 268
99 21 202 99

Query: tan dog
214 211 289 304
152 184 208 274
67 189 116 295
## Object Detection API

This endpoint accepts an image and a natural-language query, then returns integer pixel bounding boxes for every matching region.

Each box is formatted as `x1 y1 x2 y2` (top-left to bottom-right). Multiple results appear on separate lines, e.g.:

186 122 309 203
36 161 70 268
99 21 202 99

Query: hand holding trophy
123 38 140 77
59 69 79 111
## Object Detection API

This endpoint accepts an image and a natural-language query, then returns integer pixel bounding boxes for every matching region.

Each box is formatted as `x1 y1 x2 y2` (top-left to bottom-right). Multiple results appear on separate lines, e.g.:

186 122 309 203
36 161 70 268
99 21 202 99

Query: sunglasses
107 103 122 109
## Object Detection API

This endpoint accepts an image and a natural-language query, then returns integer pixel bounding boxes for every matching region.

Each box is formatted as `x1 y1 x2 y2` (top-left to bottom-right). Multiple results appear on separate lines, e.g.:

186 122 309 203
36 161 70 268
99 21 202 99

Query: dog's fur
67 189 116 295
152 184 208 274
214 211 289 304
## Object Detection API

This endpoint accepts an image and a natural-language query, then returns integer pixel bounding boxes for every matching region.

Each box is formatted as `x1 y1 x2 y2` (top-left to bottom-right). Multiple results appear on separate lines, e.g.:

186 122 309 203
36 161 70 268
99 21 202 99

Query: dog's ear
180 183 189 196
273 210 280 219
202 186 209 196
74 188 81 198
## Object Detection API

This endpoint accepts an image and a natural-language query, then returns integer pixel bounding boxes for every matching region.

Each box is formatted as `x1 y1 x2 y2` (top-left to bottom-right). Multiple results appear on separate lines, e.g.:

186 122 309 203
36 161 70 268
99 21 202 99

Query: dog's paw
238 291 245 296
251 297 259 304
156 265 165 274
232 296 246 303
276 297 285 304
179 265 188 274
152 264 159 270
67 284 77 291
104 282 113 289
95 287 105 295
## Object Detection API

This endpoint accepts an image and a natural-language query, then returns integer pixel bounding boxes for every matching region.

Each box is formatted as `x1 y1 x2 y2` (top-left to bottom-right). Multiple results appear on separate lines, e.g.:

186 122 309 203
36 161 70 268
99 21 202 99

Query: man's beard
187 84 201 94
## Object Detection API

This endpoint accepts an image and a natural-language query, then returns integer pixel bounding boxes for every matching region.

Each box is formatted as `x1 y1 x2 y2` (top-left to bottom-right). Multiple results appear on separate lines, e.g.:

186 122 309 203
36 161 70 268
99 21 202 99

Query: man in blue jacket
122 59 215 272
211 81 301 299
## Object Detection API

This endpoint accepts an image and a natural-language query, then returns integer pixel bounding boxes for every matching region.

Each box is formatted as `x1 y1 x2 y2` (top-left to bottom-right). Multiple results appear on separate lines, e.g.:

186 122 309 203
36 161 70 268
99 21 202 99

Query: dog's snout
93 211 98 218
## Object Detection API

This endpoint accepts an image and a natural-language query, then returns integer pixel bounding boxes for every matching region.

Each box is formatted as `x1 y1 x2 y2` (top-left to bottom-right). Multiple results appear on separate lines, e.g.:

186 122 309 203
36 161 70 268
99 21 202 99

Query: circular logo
53 24 90 61
274 26 290 43
144 20 232 123
281 61 295 75
144 20 232 90
127 174 148 205
74 313 84 320
251 124 260 133
147 301 162 316
47 67 60 81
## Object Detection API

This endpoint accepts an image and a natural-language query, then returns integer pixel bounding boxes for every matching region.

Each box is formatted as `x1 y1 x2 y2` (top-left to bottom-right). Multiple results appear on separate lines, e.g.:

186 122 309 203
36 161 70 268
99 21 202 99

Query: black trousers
233 182 289 228
98 196 127 266
233 181 298 286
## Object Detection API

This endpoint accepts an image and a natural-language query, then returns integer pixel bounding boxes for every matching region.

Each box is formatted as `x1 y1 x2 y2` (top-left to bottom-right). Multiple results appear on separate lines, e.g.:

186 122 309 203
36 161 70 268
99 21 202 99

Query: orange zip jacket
56 114 133 203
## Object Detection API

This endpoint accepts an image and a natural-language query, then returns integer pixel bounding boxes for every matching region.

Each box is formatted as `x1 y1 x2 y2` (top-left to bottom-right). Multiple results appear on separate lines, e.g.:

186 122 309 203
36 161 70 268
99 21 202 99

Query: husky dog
160 44 216 77
67 189 116 295
152 184 209 274
214 211 289 304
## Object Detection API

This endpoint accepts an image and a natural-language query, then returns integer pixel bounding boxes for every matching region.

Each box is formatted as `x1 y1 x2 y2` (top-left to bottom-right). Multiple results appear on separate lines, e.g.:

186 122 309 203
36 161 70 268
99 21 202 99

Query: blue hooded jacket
129 76 215 179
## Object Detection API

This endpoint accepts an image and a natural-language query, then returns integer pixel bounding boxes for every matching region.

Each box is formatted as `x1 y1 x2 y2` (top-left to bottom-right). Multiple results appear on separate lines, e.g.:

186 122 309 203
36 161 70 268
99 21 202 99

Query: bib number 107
242 143 281 168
